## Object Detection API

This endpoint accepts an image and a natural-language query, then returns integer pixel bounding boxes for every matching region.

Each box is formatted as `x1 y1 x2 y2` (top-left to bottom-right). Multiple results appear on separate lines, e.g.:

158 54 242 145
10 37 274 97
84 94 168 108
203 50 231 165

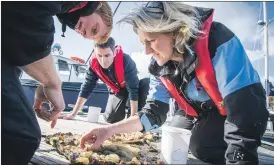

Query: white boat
20 43 109 112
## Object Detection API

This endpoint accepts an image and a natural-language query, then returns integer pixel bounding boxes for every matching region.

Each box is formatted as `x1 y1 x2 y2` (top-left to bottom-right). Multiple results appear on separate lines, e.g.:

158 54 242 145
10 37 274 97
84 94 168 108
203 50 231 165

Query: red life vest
160 10 226 117
69 2 88 13
90 46 126 93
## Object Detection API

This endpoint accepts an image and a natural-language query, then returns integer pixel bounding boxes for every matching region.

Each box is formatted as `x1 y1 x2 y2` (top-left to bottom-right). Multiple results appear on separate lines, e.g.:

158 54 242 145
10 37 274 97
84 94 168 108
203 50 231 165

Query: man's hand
80 126 113 151
58 97 87 120
59 113 77 120
33 84 65 128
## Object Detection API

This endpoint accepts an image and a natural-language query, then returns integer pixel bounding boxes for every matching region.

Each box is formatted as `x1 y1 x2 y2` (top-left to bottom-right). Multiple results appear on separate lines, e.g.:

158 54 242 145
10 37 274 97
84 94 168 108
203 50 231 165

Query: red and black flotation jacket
90 46 126 94
152 9 226 117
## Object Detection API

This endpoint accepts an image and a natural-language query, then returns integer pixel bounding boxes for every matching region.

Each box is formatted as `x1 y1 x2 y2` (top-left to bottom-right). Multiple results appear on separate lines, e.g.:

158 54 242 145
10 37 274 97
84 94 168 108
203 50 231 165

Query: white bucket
87 106 101 123
161 125 192 164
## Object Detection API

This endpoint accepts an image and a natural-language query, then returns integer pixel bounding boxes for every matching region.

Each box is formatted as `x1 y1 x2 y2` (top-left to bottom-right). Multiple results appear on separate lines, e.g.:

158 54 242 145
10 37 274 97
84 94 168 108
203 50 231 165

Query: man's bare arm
21 54 65 115
21 54 61 88
72 97 88 115
108 115 143 134
130 100 138 116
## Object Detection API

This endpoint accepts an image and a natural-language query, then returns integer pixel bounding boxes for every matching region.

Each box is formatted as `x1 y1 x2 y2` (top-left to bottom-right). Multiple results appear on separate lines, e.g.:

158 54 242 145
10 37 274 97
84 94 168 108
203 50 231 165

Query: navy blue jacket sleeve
123 54 139 101
78 67 99 99
137 75 171 131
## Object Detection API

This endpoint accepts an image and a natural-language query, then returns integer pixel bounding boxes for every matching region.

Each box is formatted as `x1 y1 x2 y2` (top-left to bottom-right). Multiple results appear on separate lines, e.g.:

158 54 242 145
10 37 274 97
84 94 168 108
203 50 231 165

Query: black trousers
2 134 40 165
169 87 268 165
2 61 41 165
103 78 150 123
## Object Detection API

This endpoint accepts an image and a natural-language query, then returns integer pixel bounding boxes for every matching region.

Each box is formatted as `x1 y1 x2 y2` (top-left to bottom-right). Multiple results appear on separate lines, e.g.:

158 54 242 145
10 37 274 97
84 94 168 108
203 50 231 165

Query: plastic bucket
161 125 192 164
87 106 101 123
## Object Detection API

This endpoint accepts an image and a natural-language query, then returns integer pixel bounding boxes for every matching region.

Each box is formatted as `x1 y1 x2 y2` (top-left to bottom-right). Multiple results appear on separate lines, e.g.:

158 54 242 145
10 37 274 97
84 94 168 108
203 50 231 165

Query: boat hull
20 79 109 112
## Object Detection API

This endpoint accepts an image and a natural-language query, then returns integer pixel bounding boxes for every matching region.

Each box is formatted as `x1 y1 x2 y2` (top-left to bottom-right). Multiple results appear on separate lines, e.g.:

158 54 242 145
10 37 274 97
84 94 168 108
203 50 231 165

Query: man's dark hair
94 37 115 52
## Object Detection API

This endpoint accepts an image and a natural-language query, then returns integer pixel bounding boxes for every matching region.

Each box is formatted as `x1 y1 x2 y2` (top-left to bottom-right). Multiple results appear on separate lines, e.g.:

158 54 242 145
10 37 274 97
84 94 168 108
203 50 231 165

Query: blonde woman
80 2 269 164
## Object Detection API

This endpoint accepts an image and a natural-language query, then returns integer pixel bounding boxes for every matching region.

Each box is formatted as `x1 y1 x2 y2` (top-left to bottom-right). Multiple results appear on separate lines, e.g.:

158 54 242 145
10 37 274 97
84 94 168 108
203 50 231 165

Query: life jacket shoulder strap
113 46 126 88
194 11 226 116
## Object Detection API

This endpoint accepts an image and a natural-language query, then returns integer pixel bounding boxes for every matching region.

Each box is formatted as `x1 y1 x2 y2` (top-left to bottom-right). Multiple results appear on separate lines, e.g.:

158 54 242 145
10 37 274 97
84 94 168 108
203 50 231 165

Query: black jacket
1 1 99 145
267 81 274 96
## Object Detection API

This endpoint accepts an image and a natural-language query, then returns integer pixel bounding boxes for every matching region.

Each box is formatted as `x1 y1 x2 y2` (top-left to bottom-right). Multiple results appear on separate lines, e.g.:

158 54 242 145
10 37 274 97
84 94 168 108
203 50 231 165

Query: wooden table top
29 113 274 165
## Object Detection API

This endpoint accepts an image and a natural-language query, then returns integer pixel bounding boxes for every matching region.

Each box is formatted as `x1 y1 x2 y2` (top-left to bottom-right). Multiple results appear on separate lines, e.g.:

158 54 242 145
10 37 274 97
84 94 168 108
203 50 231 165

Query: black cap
57 2 100 37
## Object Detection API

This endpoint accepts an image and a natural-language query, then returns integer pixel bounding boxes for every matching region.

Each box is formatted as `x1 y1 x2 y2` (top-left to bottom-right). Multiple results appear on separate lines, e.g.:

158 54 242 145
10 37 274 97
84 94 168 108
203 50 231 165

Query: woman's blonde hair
118 2 203 56
95 2 113 43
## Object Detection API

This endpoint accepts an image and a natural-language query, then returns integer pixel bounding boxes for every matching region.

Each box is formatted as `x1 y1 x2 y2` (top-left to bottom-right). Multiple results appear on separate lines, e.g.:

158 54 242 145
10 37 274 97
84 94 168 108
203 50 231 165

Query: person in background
79 2 269 165
267 81 274 97
60 37 150 123
2 2 112 165
267 81 274 109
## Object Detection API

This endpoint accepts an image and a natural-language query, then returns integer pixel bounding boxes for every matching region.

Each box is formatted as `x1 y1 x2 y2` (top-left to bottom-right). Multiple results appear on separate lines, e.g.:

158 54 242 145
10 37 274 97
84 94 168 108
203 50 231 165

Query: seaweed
45 132 163 165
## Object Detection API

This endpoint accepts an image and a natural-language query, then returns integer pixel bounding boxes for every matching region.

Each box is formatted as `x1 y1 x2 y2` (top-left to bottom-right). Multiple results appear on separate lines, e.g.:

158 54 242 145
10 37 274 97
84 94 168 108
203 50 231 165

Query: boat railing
20 62 108 93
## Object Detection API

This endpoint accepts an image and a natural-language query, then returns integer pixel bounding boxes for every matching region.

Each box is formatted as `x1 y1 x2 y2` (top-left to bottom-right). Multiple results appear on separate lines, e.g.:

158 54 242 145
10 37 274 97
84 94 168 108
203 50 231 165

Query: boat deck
29 113 274 165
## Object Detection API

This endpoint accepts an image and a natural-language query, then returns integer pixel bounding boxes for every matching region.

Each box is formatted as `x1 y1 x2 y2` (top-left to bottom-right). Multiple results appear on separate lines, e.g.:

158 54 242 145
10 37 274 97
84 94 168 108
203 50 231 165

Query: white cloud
186 2 259 43
246 50 264 62
269 32 274 55
130 52 151 79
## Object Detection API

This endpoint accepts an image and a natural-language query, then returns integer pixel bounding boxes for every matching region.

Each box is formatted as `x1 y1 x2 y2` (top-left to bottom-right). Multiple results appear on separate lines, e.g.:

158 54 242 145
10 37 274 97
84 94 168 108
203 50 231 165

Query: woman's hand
80 116 144 151
80 126 113 151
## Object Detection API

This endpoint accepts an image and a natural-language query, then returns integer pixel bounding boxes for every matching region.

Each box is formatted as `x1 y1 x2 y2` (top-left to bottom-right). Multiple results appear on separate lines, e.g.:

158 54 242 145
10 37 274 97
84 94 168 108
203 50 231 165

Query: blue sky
248 2 274 18
53 2 274 81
